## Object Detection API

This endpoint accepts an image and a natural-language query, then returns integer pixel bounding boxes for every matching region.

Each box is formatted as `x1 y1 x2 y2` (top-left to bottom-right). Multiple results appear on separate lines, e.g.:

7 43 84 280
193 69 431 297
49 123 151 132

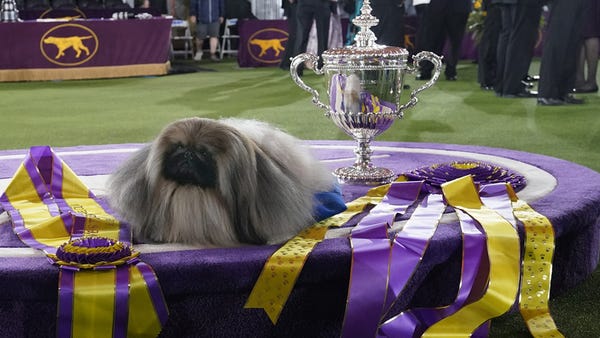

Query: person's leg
444 9 469 80
502 1 542 96
194 23 208 61
209 37 219 58
584 37 599 89
279 2 298 69
207 21 221 61
494 4 514 94
295 1 317 56
313 1 331 64
575 43 586 89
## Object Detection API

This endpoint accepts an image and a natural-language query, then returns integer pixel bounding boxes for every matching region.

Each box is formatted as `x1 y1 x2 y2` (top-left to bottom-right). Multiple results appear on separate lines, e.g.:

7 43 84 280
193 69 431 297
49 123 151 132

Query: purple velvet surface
1 141 599 337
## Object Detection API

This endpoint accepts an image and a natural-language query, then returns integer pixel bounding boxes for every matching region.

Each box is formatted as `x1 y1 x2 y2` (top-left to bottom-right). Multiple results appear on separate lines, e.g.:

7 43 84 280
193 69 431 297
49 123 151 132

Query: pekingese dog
106 117 336 247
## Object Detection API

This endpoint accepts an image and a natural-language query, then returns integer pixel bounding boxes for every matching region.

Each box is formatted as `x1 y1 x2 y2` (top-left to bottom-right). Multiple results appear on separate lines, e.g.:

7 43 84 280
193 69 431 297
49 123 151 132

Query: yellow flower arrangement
467 0 487 44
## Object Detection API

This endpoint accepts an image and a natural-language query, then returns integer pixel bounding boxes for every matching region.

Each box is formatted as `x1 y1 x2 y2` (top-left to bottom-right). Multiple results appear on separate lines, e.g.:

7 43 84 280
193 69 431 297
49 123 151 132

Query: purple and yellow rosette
404 161 526 192
0 146 168 338
47 236 140 269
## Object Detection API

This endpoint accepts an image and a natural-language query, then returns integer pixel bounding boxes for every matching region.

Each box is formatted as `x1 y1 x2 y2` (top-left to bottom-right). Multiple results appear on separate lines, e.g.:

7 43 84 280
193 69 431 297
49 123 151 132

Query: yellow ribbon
1 147 166 338
423 175 521 337
245 179 404 324
507 186 564 338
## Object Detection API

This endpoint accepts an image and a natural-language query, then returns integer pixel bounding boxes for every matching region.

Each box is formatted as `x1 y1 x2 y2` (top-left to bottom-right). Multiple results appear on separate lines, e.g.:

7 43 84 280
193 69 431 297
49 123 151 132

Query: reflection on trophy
290 0 442 185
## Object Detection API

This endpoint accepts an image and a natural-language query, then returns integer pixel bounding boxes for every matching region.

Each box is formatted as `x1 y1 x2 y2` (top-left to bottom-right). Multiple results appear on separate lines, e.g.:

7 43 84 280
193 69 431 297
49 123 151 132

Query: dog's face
162 141 217 187
147 118 249 190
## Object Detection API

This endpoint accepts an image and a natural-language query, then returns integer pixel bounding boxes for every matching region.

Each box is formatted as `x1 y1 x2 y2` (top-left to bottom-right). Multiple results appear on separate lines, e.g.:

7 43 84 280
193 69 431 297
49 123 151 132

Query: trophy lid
321 0 408 68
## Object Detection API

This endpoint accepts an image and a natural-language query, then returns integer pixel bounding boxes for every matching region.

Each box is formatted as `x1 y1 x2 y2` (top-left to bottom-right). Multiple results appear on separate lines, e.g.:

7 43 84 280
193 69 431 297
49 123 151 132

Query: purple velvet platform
1 141 599 337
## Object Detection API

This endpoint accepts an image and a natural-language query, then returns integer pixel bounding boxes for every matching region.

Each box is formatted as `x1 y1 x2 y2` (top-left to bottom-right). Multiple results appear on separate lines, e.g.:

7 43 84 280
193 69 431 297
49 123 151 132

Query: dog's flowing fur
107 117 335 247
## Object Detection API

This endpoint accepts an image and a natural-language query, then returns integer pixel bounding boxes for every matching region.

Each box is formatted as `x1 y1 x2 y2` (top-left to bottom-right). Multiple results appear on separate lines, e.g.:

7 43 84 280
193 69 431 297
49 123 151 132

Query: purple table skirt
1 141 599 337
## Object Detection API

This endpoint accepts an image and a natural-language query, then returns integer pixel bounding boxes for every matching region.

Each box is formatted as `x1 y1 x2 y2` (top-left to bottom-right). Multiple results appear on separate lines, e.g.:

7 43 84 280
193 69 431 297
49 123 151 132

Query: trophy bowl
290 0 442 185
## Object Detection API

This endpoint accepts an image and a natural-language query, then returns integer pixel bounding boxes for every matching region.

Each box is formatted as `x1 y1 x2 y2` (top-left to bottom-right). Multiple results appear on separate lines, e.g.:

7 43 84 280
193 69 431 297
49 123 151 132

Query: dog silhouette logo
40 23 99 66
249 38 287 57
247 28 289 64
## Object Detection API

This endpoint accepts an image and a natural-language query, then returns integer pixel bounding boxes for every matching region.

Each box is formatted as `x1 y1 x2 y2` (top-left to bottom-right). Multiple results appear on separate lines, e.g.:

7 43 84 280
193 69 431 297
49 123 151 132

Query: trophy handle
398 51 443 113
290 53 330 114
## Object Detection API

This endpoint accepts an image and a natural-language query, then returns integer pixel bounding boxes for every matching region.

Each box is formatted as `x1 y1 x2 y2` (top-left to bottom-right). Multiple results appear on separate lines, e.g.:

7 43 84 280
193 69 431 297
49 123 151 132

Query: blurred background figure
416 0 471 81
168 0 188 19
537 0 586 105
190 0 225 61
493 0 543 98
295 0 333 67
306 1 345 55
476 0 501 90
371 0 406 47
574 0 600 93
279 0 298 70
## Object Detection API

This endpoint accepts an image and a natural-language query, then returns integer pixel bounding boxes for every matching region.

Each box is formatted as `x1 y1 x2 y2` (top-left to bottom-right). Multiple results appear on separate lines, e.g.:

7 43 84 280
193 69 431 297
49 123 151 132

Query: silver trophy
1 0 19 22
290 0 442 185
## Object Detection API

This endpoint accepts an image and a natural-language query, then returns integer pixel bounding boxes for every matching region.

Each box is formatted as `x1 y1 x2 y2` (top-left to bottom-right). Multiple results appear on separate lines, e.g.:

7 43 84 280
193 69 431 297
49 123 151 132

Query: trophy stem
354 137 374 169
333 137 396 185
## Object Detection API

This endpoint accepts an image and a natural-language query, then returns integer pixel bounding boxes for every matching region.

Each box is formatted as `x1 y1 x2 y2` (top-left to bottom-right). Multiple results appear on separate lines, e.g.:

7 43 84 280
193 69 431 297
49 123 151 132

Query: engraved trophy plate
290 0 442 185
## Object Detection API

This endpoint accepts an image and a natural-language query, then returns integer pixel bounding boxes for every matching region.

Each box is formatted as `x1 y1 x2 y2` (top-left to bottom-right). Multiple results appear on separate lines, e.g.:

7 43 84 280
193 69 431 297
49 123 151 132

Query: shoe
521 80 535 88
562 94 585 104
537 98 565 106
523 75 539 82
573 85 598 93
480 84 494 91
415 74 431 81
503 90 537 98
403 84 411 90
210 54 220 62
193 52 203 61
446 75 457 81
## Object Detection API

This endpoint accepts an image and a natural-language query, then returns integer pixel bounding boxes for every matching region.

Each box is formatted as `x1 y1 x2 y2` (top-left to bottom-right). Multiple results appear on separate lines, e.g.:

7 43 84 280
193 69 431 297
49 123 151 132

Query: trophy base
333 166 397 186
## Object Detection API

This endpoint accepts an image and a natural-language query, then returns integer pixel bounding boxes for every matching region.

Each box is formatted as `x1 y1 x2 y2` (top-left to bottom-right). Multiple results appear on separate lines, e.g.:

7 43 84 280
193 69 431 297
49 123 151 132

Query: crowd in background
144 0 598 106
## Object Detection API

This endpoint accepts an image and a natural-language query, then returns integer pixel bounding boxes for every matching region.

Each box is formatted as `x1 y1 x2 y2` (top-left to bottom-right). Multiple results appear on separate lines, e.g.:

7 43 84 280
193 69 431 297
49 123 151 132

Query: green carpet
1 58 599 337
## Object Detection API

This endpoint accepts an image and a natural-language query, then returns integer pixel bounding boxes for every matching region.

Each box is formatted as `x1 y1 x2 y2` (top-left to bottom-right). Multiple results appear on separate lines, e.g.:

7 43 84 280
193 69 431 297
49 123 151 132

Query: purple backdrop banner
0 18 171 74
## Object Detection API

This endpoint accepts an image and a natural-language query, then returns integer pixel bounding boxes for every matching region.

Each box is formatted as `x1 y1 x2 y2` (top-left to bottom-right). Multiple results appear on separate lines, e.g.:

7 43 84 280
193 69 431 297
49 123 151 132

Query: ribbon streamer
380 205 488 337
0 146 168 338
341 181 423 338
420 175 520 336
507 186 564 338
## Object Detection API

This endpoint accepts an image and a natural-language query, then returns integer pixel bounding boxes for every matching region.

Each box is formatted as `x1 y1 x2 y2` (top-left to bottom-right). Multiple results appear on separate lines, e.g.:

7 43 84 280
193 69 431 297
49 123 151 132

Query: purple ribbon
380 208 488 337
379 183 514 337
383 193 446 313
114 266 130 338
136 262 170 326
341 181 423 338
57 268 76 338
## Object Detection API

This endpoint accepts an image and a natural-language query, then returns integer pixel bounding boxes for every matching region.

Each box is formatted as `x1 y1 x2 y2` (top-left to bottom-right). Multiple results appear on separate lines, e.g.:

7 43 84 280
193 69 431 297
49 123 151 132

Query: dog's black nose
163 145 217 187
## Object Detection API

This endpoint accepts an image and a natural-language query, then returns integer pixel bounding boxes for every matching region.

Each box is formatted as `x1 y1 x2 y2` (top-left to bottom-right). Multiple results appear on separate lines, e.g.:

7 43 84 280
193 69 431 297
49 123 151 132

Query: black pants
477 3 501 87
418 0 470 79
295 0 331 62
538 0 586 99
279 2 298 70
371 0 405 47
494 1 543 95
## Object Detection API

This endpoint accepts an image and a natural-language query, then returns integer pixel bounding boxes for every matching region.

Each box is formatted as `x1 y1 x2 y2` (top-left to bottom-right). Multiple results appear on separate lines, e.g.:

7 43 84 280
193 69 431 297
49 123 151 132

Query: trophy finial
352 0 379 48
0 0 20 22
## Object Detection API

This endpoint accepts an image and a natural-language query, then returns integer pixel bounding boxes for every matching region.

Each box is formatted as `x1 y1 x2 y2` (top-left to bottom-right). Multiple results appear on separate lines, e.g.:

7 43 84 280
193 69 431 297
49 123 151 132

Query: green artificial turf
0 58 599 337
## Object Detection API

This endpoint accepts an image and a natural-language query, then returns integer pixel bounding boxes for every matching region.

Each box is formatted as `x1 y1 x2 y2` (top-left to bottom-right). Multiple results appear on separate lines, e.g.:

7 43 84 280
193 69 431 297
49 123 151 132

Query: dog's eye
175 142 185 150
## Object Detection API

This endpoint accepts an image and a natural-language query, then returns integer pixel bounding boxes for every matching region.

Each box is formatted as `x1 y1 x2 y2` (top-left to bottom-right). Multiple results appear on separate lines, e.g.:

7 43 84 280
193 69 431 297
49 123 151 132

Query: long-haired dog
107 117 336 247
